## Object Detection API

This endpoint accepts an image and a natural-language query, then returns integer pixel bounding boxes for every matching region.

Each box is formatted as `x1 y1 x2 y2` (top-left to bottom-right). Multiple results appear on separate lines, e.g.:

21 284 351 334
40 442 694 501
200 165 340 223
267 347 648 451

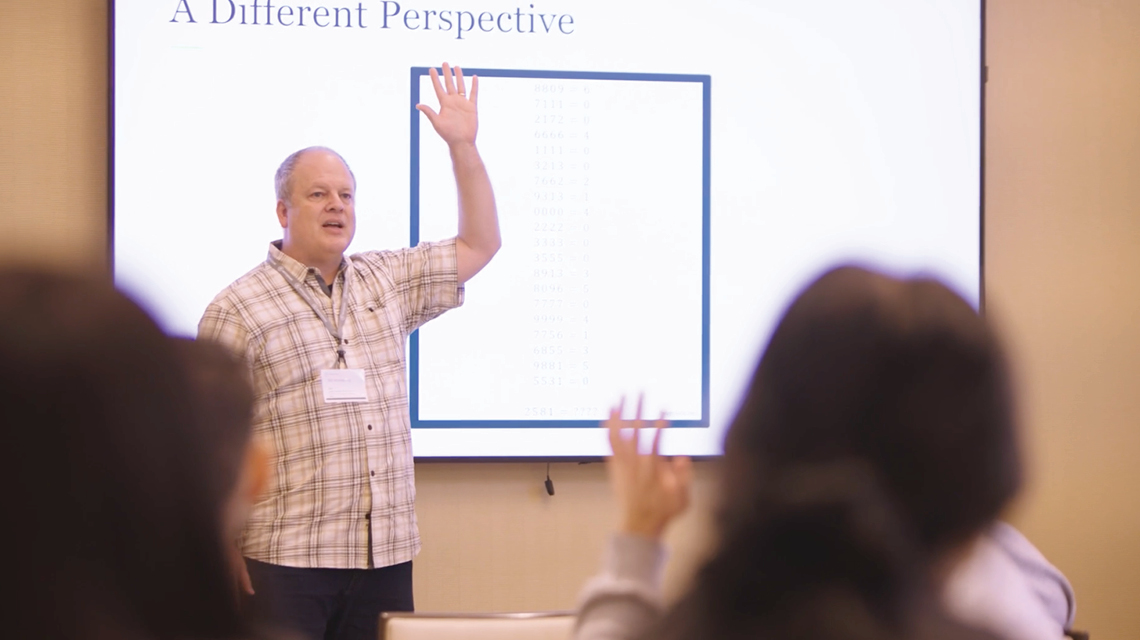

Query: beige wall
984 1 1140 637
2 0 1138 637
0 0 107 271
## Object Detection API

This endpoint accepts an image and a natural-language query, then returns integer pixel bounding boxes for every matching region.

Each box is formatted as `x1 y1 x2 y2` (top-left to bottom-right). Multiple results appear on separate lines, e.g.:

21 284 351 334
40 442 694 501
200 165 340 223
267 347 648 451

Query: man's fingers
442 62 458 94
416 104 439 125
428 67 445 102
456 66 467 96
240 566 255 595
231 549 255 597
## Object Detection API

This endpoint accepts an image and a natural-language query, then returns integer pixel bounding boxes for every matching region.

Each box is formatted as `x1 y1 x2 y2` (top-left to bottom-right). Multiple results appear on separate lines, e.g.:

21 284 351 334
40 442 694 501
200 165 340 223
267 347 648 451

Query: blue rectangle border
409 67 711 429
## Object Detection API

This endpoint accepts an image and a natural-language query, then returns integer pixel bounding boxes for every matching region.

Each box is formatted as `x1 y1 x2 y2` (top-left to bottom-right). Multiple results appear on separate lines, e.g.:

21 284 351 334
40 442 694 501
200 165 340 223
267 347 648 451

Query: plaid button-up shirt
199 239 463 569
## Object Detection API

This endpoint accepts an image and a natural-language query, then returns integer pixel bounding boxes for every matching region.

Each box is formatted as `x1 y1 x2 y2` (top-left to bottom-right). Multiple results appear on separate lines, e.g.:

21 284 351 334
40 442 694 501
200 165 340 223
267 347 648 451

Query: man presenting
198 63 499 640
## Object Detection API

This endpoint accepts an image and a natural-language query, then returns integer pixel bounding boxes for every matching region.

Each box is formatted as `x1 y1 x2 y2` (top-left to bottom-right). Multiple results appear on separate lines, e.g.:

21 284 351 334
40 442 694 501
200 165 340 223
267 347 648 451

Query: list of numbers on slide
528 80 595 418
411 68 709 427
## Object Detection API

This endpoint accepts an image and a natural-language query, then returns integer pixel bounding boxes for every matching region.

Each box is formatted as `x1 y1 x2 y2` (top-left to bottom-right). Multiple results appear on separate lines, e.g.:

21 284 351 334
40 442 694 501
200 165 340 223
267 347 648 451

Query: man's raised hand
416 62 479 148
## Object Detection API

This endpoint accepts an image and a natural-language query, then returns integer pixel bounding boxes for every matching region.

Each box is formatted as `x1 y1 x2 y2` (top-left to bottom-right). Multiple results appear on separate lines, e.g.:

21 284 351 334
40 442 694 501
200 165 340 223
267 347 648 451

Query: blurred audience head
723 265 1021 554
0 268 250 640
172 337 264 550
667 265 1019 640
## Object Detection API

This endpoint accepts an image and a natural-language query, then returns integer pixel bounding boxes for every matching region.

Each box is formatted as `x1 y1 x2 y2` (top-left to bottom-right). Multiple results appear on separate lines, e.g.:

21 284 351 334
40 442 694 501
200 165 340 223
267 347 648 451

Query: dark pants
244 559 414 640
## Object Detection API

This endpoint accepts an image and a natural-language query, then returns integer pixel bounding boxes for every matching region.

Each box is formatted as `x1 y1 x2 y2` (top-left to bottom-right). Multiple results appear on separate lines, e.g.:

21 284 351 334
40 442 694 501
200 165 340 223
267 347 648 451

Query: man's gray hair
274 146 357 203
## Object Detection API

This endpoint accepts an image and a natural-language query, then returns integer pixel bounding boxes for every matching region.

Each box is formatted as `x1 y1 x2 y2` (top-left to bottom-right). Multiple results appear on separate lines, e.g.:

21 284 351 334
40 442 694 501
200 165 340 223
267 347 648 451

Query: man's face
277 150 357 266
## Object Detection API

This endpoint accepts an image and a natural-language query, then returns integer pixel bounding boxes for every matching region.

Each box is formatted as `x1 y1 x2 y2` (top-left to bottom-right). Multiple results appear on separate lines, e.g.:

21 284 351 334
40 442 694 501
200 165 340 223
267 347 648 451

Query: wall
0 0 107 271
2 0 1137 636
984 1 1140 636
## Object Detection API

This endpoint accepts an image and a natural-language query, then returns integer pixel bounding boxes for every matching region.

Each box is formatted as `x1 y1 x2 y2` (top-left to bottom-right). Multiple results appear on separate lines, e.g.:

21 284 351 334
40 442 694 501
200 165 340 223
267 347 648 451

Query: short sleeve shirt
198 238 463 569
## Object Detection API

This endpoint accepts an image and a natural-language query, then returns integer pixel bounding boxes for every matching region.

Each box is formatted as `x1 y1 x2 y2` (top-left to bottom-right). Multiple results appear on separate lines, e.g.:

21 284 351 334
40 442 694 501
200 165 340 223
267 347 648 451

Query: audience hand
606 397 693 540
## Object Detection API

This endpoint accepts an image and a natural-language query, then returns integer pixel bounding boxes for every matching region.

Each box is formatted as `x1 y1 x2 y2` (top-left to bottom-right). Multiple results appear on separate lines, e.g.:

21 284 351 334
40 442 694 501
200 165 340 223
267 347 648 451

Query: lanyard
272 261 353 367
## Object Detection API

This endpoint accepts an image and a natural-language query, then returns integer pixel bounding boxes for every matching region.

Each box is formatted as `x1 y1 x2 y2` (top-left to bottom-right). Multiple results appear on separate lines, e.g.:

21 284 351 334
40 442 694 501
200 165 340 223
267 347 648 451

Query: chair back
379 611 575 640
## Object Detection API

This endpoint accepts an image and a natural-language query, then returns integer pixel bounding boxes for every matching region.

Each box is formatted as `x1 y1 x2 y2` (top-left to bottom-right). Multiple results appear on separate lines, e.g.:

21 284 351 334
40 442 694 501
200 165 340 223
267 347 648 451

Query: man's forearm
452 142 500 282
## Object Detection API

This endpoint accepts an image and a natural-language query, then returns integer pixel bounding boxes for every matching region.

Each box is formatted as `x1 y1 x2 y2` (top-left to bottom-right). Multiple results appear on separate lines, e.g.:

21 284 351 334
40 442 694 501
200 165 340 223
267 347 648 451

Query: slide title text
170 0 575 39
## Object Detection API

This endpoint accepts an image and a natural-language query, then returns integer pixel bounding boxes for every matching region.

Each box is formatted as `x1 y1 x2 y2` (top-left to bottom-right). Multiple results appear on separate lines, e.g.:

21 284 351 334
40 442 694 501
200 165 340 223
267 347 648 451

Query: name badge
321 369 368 403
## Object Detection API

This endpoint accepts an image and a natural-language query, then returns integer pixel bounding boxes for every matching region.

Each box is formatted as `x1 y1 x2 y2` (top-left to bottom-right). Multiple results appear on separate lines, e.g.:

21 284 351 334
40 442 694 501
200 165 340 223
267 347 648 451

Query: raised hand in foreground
605 397 693 540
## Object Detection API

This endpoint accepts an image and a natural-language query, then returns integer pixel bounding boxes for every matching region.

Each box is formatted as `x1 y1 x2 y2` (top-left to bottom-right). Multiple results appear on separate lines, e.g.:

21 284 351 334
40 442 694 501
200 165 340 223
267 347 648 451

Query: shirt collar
267 240 347 284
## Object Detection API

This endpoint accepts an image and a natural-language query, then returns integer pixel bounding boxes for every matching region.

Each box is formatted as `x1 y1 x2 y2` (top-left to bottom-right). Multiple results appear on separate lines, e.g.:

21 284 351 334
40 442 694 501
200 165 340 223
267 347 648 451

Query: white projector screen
112 0 983 459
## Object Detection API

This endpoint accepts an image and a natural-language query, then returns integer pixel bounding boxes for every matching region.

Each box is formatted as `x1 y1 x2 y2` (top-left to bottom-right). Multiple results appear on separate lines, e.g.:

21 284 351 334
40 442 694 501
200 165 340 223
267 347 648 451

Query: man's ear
276 200 289 229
